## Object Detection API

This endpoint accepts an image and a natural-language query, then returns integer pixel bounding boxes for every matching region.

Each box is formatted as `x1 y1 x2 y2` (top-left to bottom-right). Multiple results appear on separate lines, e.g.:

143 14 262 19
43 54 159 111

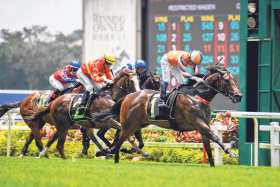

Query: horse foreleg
20 132 35 158
85 128 103 151
202 135 214 167
210 132 237 158
80 127 90 155
134 130 144 149
97 129 112 148
198 123 237 159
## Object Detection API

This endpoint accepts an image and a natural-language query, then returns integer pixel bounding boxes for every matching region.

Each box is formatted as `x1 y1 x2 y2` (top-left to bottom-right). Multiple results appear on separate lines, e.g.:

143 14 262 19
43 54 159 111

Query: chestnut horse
93 65 243 166
0 83 85 157
27 69 141 159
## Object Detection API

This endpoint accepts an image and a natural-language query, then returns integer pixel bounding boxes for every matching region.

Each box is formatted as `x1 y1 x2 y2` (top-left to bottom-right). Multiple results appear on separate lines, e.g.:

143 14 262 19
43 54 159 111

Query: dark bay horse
0 83 85 157
27 69 141 159
93 65 243 166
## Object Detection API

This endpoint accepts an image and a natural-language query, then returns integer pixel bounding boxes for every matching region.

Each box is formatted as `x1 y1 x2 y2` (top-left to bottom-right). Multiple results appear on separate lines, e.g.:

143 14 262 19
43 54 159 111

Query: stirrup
157 100 168 109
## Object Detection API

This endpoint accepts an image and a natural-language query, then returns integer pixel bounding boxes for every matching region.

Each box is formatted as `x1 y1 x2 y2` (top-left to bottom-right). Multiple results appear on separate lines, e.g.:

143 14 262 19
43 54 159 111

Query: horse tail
0 102 22 118
93 96 126 124
26 102 53 122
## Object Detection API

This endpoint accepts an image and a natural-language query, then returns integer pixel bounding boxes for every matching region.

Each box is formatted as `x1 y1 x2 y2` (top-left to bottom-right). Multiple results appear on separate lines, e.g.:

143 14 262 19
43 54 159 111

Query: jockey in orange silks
157 50 203 108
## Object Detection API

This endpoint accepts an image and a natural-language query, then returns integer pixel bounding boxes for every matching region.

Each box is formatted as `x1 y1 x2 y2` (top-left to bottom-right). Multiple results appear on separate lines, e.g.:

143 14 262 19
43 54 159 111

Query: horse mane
113 68 135 84
178 65 227 95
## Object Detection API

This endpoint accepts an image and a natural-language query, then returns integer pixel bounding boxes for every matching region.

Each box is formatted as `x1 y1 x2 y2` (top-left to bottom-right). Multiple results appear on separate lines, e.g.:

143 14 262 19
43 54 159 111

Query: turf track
1 157 280 187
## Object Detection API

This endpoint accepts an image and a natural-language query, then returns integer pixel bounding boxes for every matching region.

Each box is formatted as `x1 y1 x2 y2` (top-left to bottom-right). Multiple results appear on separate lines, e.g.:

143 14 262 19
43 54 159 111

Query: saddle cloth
69 94 99 122
146 90 178 121
35 91 52 108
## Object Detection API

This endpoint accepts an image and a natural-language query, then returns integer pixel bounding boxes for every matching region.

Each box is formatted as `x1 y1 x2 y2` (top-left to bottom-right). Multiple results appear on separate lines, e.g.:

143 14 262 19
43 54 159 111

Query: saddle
69 93 100 122
146 89 180 130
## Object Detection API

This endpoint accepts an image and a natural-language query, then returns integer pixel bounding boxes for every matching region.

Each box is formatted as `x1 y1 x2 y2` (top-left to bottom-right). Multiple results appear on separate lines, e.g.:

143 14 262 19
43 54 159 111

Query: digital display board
147 0 240 110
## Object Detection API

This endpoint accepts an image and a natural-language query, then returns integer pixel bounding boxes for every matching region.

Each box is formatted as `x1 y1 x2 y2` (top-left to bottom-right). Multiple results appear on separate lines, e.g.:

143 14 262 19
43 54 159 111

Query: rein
111 82 132 93
112 73 138 93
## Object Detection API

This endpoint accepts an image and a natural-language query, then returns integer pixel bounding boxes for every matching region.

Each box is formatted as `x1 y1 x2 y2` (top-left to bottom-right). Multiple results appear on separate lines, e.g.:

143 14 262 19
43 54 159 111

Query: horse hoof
81 149 88 156
19 154 24 158
101 147 110 153
105 153 113 158
229 151 238 158
130 148 137 153
142 152 149 157
120 148 133 154
96 151 105 157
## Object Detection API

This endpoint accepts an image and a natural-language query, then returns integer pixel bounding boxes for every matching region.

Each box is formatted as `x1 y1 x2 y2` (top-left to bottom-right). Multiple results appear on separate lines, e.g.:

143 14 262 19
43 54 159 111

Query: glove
104 79 113 85
75 79 80 83
193 77 203 83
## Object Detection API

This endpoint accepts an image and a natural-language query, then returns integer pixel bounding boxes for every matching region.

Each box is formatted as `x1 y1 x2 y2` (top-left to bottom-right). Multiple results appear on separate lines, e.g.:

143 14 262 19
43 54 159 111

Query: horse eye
225 79 230 83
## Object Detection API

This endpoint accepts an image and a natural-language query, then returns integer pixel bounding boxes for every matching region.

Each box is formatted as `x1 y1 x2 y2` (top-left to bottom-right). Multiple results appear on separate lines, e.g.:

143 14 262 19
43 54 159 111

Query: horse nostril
235 94 243 101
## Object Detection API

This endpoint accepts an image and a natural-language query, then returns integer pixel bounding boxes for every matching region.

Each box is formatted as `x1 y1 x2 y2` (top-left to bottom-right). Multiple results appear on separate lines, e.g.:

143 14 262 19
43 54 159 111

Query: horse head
113 68 141 93
205 65 242 103
147 71 161 90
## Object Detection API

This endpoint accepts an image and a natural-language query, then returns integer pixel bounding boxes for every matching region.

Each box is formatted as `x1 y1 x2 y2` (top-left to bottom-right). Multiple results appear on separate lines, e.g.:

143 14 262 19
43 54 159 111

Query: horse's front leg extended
210 131 237 158
197 122 237 158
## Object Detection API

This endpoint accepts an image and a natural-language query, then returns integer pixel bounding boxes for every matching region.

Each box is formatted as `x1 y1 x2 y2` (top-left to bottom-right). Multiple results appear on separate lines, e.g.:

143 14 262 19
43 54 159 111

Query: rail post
270 122 279 167
214 122 223 165
7 113 11 157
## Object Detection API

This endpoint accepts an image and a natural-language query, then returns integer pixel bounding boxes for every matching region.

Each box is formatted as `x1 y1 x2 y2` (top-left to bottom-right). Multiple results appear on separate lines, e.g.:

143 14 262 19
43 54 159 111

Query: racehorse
27 69 141 159
96 71 162 154
92 65 243 166
0 83 85 157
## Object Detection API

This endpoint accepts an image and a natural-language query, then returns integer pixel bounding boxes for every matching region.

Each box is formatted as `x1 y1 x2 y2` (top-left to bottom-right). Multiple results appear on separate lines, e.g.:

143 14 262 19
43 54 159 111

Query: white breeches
161 54 185 85
77 69 102 92
49 75 73 92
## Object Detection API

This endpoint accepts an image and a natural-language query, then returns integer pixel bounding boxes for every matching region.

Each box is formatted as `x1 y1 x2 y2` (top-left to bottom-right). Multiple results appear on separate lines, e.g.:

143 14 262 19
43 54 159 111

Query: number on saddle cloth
146 90 178 122
70 93 99 122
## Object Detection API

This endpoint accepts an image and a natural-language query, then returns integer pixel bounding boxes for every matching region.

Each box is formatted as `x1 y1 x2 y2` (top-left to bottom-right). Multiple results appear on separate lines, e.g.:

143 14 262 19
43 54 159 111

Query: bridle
202 71 232 99
150 74 161 90
111 73 138 93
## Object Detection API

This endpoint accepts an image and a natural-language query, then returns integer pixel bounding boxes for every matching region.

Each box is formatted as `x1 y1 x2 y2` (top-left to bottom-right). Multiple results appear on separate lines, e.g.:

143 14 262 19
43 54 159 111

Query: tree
0 26 82 90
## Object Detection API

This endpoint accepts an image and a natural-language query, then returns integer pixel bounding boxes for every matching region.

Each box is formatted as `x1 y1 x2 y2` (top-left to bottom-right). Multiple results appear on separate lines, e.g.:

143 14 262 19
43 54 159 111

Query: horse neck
72 85 84 94
195 78 219 102
111 76 129 101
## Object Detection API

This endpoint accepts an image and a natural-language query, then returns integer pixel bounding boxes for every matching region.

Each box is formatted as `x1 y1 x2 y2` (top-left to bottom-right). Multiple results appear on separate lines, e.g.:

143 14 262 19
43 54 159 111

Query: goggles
136 67 146 72
71 68 78 72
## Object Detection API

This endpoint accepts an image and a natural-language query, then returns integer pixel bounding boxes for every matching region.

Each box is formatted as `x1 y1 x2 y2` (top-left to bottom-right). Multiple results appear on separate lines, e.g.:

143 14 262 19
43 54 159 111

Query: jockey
157 50 203 108
114 62 134 76
77 53 115 110
47 60 82 104
135 59 148 85
114 59 148 86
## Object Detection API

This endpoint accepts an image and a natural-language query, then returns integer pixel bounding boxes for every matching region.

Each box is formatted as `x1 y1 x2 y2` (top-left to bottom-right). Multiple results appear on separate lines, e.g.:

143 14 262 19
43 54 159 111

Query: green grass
1 156 280 187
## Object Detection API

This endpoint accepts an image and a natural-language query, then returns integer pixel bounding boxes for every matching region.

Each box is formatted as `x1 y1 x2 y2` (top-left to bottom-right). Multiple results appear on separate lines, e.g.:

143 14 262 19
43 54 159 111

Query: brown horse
93 65 243 166
27 69 141 159
0 83 85 157
96 71 162 154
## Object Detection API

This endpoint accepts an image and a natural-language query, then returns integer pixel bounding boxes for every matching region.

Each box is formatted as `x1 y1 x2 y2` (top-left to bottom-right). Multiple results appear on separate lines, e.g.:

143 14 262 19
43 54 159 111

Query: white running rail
259 122 280 167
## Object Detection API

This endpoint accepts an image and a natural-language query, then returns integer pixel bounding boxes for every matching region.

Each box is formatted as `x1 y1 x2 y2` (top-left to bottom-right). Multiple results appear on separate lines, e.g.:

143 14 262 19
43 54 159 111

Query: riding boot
157 84 168 108
46 89 60 105
78 90 90 110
